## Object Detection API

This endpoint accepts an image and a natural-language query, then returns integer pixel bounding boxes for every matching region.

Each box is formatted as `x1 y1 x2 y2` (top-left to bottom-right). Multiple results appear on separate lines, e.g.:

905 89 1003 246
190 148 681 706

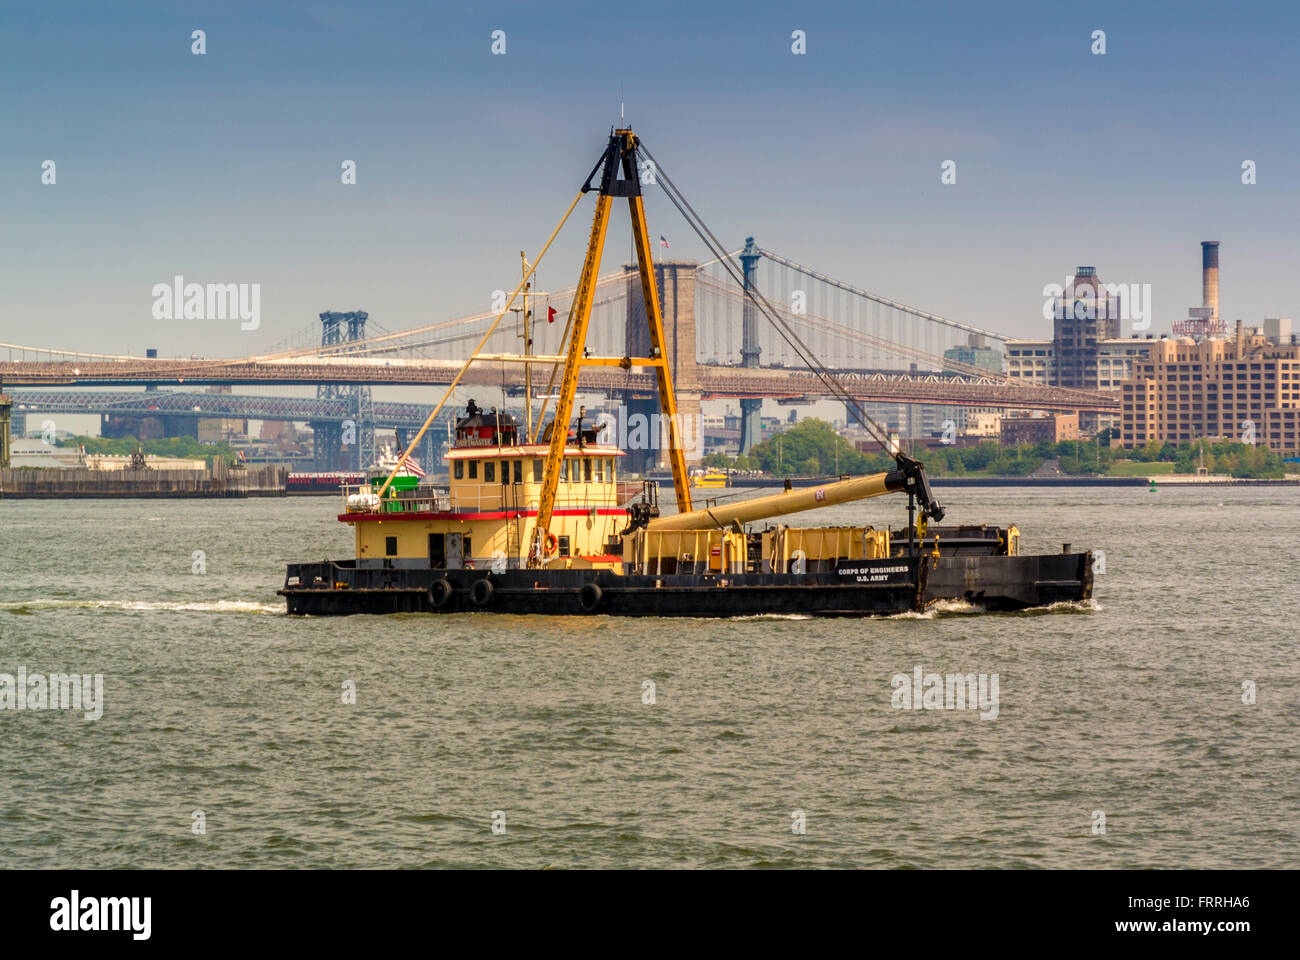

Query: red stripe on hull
341 508 626 522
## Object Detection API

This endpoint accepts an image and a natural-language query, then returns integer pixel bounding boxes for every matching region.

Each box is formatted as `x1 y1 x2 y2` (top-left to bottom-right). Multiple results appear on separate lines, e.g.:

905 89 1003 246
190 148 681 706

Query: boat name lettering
838 564 909 582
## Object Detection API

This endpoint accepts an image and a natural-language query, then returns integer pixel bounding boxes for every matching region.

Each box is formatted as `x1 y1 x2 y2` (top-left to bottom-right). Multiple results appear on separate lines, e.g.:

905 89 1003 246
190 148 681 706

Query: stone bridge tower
621 260 701 475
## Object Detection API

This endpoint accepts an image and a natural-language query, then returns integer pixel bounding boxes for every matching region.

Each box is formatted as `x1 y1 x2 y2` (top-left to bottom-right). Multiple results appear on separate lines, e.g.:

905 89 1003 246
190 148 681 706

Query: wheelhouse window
468 460 478 479
385 536 397 556
583 458 592 482
594 458 604 483
484 461 495 483
454 460 464 479
533 459 544 481
513 460 523 483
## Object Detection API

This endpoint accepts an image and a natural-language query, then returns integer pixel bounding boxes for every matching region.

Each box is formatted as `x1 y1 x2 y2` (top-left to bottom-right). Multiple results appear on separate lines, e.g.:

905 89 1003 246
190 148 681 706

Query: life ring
469 577 494 607
428 578 454 609
578 581 603 612
543 531 559 556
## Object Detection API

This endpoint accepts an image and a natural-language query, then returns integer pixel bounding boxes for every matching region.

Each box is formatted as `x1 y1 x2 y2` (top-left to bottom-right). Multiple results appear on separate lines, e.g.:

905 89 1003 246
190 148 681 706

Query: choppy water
1 486 1297 868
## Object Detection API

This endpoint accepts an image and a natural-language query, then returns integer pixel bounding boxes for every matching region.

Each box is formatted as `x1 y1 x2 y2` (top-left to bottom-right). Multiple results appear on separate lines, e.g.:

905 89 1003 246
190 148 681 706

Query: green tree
746 419 876 477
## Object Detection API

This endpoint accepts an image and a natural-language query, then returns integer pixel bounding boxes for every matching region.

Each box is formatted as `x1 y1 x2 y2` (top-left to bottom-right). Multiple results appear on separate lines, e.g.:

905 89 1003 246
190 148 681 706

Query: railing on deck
340 482 621 515
341 484 447 514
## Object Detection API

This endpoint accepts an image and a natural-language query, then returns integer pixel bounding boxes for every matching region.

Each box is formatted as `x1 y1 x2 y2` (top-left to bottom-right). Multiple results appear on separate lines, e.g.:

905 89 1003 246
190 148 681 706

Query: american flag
659 235 670 249
402 456 426 478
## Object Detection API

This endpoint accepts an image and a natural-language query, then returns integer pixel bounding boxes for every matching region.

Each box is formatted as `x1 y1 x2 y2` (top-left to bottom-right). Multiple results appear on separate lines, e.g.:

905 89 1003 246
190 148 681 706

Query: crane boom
647 456 943 532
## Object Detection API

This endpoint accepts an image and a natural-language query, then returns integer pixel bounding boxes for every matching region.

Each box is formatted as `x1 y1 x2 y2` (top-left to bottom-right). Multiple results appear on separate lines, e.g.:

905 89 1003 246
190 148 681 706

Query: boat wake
891 597 1101 620
725 613 814 622
1 598 283 615
1002 598 1103 616
888 599 985 620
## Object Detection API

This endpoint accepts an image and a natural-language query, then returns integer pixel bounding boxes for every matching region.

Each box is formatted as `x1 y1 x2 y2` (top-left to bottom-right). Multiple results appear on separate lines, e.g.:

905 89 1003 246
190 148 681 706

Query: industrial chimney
1201 241 1220 327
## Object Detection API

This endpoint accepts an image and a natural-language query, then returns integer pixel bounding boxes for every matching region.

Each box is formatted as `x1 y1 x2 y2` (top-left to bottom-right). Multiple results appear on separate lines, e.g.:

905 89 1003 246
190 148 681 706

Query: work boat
280 127 1094 617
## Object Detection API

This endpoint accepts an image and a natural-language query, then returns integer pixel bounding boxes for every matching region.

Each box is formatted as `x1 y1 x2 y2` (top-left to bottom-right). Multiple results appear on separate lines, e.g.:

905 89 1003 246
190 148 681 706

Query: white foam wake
1 598 283 614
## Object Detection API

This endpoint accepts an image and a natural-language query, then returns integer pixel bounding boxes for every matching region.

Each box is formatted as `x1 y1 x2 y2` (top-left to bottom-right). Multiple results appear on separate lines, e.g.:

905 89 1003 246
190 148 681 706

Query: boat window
468 460 478 479
533 458 543 481
594 458 604 483
385 536 397 557
557 535 570 557
454 460 463 480
561 460 569 482
484 461 495 483
513 460 523 483
463 536 472 560
501 460 510 484
606 458 614 482
583 458 592 482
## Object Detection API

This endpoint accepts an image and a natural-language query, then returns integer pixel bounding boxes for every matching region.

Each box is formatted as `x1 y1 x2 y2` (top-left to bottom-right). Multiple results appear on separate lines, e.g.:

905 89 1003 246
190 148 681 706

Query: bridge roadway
3 389 434 426
0 357 1118 413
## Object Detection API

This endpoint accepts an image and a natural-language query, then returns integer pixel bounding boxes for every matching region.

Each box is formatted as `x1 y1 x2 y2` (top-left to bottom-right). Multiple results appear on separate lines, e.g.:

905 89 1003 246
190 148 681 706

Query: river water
1 486 1296 868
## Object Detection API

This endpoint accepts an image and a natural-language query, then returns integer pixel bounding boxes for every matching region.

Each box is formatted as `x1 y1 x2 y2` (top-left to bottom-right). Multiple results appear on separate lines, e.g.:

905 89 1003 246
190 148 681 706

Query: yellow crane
530 128 694 565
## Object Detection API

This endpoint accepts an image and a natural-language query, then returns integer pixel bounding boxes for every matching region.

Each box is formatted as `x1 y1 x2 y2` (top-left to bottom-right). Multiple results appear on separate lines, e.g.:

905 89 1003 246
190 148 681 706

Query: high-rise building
943 339 1004 375
1119 326 1300 454
1052 266 1123 390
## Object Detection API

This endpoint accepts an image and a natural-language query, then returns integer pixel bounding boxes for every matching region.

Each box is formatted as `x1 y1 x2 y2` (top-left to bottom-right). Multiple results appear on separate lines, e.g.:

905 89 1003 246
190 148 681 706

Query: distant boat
691 469 729 489
368 444 425 478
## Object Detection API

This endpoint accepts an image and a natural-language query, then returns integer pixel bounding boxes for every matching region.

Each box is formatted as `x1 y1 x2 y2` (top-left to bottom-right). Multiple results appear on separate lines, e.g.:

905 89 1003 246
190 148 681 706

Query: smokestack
1202 241 1220 327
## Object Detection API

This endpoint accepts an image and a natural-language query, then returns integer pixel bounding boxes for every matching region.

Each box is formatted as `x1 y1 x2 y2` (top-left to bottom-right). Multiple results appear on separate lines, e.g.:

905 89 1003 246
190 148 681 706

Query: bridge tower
0 392 11 468
738 237 763 454
311 311 374 471
622 260 701 475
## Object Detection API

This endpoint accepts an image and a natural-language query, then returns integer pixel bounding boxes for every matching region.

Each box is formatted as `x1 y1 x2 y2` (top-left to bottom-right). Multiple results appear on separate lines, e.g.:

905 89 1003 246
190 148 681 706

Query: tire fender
578 581 603 612
428 578 454 609
469 577 494 607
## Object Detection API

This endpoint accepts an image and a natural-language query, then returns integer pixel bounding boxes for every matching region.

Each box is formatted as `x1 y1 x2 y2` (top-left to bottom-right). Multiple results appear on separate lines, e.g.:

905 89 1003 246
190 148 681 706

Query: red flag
547 306 557 324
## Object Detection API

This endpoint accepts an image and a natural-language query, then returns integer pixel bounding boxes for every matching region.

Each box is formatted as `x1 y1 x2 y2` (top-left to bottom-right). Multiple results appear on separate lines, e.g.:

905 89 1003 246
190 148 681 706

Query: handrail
340 482 620 516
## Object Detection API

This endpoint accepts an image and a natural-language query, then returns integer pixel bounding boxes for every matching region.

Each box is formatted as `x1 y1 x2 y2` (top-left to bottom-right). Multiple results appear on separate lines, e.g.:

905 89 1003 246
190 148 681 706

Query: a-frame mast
531 128 693 564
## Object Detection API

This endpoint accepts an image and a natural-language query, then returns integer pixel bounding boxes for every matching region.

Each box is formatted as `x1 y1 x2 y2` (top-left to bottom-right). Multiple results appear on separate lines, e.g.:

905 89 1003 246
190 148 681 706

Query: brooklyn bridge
0 240 1116 469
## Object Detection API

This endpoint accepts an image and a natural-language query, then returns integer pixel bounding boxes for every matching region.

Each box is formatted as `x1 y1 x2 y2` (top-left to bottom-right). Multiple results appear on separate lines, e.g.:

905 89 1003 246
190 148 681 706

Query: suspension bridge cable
637 143 898 455
375 190 585 499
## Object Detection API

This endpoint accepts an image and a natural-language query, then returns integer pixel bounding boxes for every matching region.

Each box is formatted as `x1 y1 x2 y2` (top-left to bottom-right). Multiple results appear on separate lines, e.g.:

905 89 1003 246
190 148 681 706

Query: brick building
1118 326 1300 454
1000 413 1079 445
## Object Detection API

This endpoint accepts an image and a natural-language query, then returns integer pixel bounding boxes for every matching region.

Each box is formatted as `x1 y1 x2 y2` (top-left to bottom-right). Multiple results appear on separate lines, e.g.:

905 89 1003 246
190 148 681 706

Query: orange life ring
544 531 559 555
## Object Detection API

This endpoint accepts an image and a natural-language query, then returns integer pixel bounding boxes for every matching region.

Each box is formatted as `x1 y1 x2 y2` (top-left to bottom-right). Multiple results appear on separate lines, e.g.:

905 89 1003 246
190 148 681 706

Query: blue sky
3 0 1299 361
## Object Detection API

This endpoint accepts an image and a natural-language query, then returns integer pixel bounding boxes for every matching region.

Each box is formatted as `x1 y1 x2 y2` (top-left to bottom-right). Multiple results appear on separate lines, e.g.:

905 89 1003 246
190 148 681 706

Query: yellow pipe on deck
646 470 904 532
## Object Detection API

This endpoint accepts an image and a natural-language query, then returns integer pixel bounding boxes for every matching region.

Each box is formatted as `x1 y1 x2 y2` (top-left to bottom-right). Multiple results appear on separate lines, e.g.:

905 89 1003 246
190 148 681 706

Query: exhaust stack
1202 241 1220 326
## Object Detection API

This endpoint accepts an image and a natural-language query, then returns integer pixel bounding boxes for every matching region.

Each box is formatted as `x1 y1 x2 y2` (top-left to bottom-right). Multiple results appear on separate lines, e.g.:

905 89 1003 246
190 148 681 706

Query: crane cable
375 190 585 500
636 143 898 459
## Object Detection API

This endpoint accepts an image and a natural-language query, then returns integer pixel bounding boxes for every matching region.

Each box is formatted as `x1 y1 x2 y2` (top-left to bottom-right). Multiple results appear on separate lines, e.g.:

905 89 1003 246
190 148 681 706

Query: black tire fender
578 581 603 612
428 578 454 609
469 577 494 607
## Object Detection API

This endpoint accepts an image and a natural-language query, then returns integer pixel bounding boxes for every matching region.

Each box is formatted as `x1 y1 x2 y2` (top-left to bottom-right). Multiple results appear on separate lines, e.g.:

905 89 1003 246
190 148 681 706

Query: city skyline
4 0 1300 361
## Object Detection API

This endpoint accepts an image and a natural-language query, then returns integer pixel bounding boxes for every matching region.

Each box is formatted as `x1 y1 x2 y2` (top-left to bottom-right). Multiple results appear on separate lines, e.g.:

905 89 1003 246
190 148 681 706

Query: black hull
278 552 1093 617
923 552 1094 611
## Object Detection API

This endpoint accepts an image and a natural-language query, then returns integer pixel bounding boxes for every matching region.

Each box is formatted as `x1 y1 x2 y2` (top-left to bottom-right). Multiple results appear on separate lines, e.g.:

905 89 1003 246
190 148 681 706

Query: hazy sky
4 0 1299 366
